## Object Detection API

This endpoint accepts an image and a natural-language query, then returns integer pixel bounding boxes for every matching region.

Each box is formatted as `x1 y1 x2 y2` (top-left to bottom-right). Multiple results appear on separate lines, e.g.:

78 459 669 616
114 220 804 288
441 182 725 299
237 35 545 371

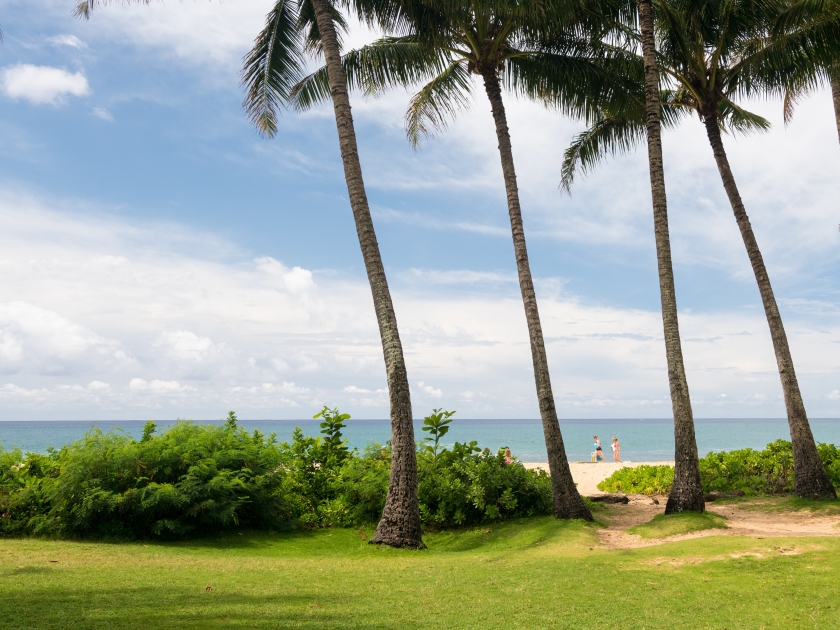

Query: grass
2 514 840 629
628 511 728 539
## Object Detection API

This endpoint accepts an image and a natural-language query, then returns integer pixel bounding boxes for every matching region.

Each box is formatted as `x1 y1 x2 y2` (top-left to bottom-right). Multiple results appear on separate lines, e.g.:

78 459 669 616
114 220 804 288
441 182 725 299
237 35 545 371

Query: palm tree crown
563 0 840 499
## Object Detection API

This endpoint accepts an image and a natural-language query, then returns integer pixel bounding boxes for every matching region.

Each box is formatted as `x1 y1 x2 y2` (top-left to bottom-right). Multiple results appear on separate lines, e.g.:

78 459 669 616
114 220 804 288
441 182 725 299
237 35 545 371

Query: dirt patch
593 497 840 549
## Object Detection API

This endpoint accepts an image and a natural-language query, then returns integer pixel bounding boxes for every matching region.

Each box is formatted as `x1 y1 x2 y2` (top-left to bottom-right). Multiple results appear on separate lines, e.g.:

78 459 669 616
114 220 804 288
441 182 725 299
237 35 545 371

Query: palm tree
291 0 644 520
637 0 704 513
563 0 840 499
76 0 426 547
776 0 840 144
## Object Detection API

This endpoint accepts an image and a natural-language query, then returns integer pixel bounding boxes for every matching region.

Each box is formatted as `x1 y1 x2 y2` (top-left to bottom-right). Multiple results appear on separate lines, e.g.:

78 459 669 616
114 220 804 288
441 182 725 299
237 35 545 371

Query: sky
0 0 837 421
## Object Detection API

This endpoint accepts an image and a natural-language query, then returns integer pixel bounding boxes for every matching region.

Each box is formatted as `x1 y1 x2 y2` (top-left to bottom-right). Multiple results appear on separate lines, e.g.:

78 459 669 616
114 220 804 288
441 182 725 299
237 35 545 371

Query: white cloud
130 378 191 393
1 64 90 105
155 330 222 362
417 381 443 399
93 107 114 122
0 192 837 419
48 34 87 49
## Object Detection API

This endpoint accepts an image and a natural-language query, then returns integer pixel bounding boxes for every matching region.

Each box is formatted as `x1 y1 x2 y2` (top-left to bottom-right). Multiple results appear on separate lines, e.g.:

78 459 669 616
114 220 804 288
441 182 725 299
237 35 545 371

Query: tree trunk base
794 470 837 500
370 510 426 549
369 533 426 550
553 492 594 521
665 482 705 514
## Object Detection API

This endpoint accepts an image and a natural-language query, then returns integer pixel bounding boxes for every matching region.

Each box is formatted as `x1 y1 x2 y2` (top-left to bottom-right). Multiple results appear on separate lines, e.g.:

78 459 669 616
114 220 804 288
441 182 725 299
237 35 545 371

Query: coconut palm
290 0 646 520
563 0 840 499
76 0 426 547
637 0 704 513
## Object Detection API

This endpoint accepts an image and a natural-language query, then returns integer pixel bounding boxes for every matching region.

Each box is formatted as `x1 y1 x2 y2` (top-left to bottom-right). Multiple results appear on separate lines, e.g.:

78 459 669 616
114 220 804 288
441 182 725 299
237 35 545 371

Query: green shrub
597 440 840 497
597 464 674 495
0 408 553 538
0 415 296 538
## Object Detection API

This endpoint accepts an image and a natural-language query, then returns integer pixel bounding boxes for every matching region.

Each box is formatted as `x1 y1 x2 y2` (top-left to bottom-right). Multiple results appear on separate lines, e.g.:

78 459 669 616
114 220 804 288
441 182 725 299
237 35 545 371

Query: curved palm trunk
703 115 836 500
831 66 840 145
479 66 591 521
639 0 704 514
310 0 425 547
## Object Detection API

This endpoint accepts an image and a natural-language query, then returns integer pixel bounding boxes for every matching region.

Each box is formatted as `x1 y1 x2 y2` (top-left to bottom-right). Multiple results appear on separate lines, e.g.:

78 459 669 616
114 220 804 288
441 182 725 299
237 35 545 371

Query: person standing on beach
593 436 605 462
504 447 513 465
611 437 622 463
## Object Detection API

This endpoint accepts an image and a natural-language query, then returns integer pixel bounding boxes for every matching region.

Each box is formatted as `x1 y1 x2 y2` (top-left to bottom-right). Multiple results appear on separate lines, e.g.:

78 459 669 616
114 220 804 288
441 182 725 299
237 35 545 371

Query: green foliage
598 440 840 496
0 420 294 539
416 444 552 529
597 464 674 495
1 407 552 538
420 408 456 457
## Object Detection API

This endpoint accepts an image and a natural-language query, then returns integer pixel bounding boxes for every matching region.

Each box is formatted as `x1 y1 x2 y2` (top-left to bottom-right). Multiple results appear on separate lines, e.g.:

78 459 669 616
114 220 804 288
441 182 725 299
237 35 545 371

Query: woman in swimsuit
593 436 605 462
504 447 513 465
611 436 622 463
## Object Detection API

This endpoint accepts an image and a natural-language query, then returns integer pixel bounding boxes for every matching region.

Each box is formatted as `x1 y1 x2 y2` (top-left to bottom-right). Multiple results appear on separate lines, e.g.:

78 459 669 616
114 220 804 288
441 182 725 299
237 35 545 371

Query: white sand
523 461 675 496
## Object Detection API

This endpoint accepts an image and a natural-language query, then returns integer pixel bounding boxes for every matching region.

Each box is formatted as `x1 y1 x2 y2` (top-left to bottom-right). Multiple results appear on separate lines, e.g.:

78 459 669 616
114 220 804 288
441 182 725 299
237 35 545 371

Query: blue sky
0 0 838 420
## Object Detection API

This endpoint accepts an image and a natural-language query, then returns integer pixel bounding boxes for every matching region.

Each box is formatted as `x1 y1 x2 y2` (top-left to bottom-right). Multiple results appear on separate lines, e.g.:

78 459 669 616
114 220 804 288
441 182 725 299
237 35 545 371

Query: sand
523 460 675 496
521 460 840 547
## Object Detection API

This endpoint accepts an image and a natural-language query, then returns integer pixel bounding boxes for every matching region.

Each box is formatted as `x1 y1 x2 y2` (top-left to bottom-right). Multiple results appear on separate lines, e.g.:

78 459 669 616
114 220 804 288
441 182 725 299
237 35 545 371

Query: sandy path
523 461 674 496
594 498 840 549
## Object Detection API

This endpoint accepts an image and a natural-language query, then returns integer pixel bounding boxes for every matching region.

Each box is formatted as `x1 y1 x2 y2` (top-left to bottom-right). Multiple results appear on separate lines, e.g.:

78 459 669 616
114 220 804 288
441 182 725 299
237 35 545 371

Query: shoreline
523 461 675 496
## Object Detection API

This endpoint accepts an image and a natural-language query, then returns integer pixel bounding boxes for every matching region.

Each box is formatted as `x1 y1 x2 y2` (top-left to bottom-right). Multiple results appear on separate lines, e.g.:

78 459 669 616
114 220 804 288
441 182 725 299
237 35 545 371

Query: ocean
2 418 839 462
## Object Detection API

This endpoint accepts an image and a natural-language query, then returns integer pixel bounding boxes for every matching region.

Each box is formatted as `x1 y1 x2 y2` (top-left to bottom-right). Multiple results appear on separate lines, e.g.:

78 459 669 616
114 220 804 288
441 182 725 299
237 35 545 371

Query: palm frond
560 114 645 193
74 0 154 20
241 0 306 138
291 37 451 111
405 61 473 148
719 98 771 134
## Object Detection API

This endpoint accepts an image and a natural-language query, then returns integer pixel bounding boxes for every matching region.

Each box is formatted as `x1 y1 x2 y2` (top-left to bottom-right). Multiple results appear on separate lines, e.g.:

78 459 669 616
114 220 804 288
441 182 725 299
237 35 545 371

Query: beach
523 461 675 495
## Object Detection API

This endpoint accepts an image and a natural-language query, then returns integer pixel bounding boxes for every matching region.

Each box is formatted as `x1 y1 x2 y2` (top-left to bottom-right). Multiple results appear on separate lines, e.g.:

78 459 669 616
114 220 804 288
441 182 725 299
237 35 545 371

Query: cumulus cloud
129 378 191 393
1 64 90 105
417 381 443 399
0 192 837 419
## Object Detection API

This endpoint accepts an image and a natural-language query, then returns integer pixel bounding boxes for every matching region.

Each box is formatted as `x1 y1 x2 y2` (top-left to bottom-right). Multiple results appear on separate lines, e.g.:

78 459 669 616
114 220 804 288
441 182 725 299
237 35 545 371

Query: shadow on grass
0 584 399 630
424 516 594 553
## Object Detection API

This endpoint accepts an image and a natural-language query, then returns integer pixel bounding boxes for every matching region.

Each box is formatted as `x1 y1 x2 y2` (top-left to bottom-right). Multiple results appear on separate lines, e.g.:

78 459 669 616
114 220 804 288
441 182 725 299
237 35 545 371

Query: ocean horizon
2 417 839 463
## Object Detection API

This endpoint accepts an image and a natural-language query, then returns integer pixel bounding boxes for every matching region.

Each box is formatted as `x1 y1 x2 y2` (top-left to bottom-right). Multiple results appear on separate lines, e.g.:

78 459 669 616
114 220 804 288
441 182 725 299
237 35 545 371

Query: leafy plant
313 406 351 466
1 407 556 538
597 465 674 496
598 440 840 496
421 408 456 458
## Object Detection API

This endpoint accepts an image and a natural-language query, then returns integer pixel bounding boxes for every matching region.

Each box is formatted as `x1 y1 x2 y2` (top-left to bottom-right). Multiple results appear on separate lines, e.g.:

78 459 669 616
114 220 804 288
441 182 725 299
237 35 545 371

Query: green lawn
2 515 839 629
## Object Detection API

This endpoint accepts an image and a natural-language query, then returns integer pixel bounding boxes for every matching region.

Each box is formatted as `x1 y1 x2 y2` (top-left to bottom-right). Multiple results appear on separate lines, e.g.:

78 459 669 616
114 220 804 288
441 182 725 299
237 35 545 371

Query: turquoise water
2 418 839 462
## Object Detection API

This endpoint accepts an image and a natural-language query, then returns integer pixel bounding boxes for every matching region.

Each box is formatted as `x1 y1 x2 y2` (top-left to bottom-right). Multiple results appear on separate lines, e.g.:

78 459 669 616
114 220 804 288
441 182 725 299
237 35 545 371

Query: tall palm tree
292 0 644 520
637 0 704 513
563 0 840 499
76 0 426 547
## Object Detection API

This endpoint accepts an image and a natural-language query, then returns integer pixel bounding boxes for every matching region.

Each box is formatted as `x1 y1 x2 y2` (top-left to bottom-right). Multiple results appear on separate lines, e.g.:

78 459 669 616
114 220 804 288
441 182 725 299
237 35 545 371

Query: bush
597 464 674 495
0 413 296 538
0 408 553 538
597 440 840 497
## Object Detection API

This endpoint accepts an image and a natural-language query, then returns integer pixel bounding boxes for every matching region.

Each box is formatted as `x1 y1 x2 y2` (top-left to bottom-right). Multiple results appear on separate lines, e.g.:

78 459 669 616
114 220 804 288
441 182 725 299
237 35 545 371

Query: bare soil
594 496 840 549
